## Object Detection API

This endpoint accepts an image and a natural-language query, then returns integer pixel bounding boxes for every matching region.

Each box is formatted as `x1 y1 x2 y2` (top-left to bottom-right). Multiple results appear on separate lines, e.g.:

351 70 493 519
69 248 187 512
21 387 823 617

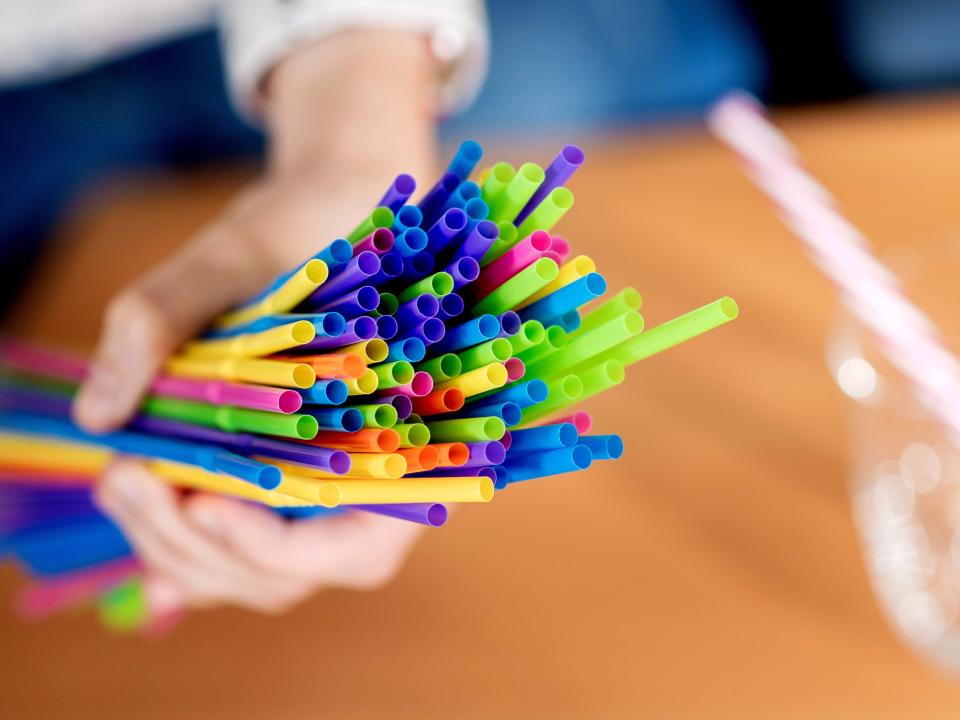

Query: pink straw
15 557 142 620
0 340 302 414
553 411 592 434
380 371 434 398
709 92 960 440
353 227 395 256
473 230 552 299
550 235 572 263
504 357 525 382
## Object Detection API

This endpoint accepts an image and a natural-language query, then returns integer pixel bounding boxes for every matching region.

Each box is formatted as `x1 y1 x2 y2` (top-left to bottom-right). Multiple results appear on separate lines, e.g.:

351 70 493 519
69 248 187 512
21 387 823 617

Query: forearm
265 30 439 179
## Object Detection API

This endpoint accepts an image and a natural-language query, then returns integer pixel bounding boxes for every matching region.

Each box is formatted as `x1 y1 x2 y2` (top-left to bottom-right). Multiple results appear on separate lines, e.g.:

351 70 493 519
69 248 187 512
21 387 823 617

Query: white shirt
0 0 488 116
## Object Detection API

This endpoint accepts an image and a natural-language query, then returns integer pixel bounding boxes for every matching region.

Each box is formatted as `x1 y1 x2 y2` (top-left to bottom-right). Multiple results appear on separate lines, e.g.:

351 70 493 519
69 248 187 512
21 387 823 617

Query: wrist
265 30 439 176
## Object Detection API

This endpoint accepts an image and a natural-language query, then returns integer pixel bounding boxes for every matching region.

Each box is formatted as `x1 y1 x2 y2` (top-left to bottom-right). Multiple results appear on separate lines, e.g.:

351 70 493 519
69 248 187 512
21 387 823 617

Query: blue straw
578 434 624 460
454 401 521 426
306 408 364 432
367 252 404 287
312 286 380 318
556 310 581 333
497 311 521 337
376 315 399 341
298 380 349 406
387 337 426 363
507 423 578 454
394 227 428 257
444 180 480 210
517 273 607 324
446 139 483 181
392 205 423 234
428 314 500 354
418 172 460 226
503 445 593 483
466 379 548 410
436 293 465 321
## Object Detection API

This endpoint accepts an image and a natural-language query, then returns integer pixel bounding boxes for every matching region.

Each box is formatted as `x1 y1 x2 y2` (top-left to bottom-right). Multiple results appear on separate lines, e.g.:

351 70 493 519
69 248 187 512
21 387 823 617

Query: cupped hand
73 30 440 619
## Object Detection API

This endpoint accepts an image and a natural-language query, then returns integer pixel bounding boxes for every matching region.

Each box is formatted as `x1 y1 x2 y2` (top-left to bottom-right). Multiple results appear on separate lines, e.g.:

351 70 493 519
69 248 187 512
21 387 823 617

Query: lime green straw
597 297 739 369
482 221 520 265
488 162 544 223
516 187 574 238
395 422 430 448
457 338 512 372
508 320 545 355
427 417 506 442
398 272 453 302
526 310 644 379
516 325 567 365
371 292 399 317
472 258 559 316
347 207 394 244
519 375 583 424
372 361 414 389
522 361 624 424
480 162 516 206
97 581 147 633
416 353 462 382
352 403 398 429
571 288 643 338
142 396 318 439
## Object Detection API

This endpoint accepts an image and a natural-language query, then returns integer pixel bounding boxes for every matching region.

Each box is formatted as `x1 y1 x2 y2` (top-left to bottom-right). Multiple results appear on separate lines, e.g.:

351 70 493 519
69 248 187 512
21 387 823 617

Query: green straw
507 320 545 355
526 310 644 379
457 338 512 372
395 422 430 448
516 325 567 365
571 288 643 338
480 162 516 206
398 272 454 302
488 162 544 224
372 361 414 389
141 396 318 439
472 258 559 316
596 297 739 369
371 292 399 317
521 361 623 424
97 581 147 633
347 207 394 244
482 221 520 265
519 375 583 424
416 353 462 382
516 187 574 238
427 417 506 443
352 403 398 429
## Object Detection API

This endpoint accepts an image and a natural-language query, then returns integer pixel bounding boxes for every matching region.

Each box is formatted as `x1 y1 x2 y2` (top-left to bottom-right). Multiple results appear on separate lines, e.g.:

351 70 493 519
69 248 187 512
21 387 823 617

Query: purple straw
426 208 467 255
306 251 380 307
395 293 440 329
496 311 522 338
460 440 507 468
410 317 445 345
513 144 584 225
418 172 460 226
437 293 465 321
376 315 399 341
378 173 417 212
396 252 434 285
298 316 377 351
374 394 413 421
451 219 499 264
368 251 404 286
444 256 480 290
312 285 380 318
351 503 448 527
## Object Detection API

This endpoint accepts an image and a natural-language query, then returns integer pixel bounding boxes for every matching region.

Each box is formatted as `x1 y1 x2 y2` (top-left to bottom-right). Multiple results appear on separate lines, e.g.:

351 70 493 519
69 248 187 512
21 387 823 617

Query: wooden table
4 98 960 719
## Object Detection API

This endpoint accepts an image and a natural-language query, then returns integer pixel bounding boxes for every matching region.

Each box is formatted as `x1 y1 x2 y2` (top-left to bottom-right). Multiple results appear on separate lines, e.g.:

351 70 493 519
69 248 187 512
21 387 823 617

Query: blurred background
5 0 960 717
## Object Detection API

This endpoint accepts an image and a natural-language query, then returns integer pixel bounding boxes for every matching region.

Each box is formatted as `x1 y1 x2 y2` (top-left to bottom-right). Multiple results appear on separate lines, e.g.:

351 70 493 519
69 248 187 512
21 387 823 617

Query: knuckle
106 289 175 354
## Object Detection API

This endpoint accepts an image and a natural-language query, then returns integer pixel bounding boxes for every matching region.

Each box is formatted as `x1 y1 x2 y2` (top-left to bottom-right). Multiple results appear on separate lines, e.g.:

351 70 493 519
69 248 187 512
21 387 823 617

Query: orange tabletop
4 97 960 719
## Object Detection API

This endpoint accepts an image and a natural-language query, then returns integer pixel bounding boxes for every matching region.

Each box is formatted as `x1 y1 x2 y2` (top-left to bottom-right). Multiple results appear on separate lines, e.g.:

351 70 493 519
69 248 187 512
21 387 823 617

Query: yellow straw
516 255 596 308
344 368 379 396
214 259 329 330
165 356 315 388
435 362 508 397
259 454 407 480
181 321 315 358
0 434 110 474
333 476 494 504
340 339 389 364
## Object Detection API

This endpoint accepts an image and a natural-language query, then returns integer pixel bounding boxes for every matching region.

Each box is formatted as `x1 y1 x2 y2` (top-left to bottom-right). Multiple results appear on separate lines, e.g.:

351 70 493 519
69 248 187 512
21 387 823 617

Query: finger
73 214 278 432
97 461 307 612
189 495 423 589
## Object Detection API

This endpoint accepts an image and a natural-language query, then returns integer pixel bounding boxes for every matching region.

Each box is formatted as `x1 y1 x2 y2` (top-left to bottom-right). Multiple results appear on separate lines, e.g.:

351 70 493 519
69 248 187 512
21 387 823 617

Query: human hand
74 30 440 617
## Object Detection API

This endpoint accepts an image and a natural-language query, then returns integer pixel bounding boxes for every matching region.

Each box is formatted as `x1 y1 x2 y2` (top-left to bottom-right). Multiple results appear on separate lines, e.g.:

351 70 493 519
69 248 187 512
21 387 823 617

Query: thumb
73 221 273 431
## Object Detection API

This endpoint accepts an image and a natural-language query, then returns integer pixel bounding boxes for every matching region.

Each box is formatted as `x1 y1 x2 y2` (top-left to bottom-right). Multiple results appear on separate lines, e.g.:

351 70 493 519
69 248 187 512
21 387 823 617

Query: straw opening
501 402 522 426
380 253 403 277
483 417 506 441
322 313 348 336
534 258 560 281
378 429 401 453
303 259 328 283
530 231 552 252
562 144 585 165
374 405 398 428
365 339 389 363
258 465 282 490
551 187 574 210
329 450 351 475
432 273 454 296
353 316 378 340
558 423 579 447
490 338 512 361
477 315 500 340
407 424 431 447
357 370 378 394
425 504 448 527
392 362 414 385
395 173 416 194
465 198 488 220
720 297 740 319
356 251 381 275
528 379 549 403
478 477 495 501
371 207 393 227
292 364 316 389
418 446 440 471
317 483 342 508
423 318 446 343
561 376 584 399
519 163 545 183
277 390 303 414
296 415 319 439
409 371 433 396
341 408 364 432
571 445 593 470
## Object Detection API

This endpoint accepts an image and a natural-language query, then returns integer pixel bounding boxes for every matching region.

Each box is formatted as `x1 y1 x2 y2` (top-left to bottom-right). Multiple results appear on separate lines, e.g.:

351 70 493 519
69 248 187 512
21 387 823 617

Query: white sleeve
219 0 488 120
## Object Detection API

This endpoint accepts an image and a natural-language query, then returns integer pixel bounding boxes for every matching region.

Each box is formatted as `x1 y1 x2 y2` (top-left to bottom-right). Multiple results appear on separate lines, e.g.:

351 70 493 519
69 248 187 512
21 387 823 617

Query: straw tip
720 296 740 320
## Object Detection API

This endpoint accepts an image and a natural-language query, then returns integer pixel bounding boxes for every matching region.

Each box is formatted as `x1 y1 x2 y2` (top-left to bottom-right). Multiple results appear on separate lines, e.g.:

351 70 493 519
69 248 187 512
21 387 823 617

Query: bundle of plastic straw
0 141 737 630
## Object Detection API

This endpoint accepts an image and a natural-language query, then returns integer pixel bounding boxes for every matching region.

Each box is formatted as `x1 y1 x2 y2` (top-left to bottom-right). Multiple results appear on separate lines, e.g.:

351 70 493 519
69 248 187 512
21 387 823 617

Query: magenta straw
549 235 571 262
473 230 552 299
353 228 395 256
553 411 592 434
15 557 142 620
0 340 303 414
513 144 584 225
504 357 525 382
352 503 448 527
381 371 434 398
501 431 512 451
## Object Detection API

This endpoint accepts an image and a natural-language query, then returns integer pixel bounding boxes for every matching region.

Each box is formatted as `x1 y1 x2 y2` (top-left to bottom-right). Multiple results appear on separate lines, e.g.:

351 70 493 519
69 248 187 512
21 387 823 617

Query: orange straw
411 388 465 416
304 429 400 453
398 446 440 473
271 353 365 379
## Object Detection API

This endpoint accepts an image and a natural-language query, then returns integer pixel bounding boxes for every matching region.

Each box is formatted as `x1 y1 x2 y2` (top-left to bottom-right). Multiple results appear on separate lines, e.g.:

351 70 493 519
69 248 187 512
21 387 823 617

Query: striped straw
708 91 960 441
